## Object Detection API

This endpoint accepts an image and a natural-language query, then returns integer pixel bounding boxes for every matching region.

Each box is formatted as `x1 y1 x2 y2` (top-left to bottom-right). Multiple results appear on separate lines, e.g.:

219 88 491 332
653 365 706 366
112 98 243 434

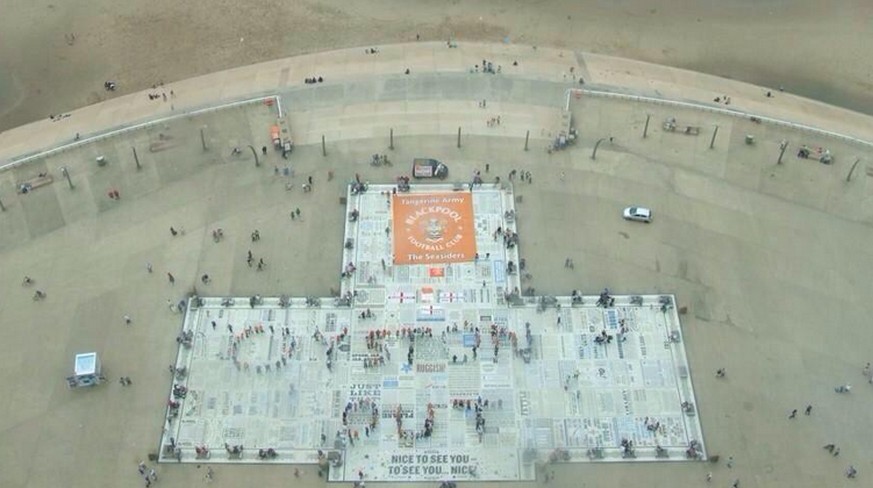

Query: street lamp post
709 125 719 149
591 138 607 160
60 166 74 189
777 140 788 164
247 145 259 167
846 158 861 182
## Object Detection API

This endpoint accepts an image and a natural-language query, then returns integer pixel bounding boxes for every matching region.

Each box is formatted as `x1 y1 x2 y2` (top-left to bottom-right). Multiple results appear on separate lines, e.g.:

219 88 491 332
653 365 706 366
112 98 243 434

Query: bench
17 174 54 194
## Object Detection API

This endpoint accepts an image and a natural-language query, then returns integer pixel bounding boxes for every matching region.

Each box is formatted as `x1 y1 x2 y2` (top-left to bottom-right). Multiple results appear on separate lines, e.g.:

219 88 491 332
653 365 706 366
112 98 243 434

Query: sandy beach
1 0 872 132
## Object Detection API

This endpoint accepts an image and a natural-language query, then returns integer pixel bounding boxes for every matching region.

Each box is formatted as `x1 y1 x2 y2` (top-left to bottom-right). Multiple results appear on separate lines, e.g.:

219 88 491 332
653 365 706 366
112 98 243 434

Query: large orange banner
392 192 477 264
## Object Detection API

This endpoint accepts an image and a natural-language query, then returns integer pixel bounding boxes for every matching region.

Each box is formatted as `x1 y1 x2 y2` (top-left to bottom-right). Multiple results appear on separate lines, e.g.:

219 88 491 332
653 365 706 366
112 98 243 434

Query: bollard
457 127 462 148
390 128 394 150
524 130 530 151
132 147 141 170
200 128 207 151
643 114 651 138
709 126 719 149
322 135 327 157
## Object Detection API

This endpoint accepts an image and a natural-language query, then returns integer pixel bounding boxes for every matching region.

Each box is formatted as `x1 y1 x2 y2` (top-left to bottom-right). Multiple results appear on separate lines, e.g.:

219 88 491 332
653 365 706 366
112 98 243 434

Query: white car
623 206 652 223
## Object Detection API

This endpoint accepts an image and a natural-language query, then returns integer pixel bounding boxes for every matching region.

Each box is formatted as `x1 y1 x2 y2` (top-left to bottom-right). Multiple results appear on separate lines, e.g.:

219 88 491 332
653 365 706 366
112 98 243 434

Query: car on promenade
623 206 652 223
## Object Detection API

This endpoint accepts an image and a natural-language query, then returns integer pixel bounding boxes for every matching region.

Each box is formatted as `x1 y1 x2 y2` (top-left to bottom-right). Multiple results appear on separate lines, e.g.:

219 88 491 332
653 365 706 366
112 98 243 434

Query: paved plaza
162 185 704 481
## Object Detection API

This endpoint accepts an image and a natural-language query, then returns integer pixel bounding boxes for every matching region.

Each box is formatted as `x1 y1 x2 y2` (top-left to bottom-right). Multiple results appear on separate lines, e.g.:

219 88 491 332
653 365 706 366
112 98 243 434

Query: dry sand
1 0 872 132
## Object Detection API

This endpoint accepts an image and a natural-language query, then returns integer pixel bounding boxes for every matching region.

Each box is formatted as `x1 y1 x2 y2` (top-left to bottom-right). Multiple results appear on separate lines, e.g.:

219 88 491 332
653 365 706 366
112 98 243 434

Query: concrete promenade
3 42 873 164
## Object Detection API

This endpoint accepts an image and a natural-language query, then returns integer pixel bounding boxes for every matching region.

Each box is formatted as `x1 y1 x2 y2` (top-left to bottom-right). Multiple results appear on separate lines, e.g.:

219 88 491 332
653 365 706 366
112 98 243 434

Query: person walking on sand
167 272 175 285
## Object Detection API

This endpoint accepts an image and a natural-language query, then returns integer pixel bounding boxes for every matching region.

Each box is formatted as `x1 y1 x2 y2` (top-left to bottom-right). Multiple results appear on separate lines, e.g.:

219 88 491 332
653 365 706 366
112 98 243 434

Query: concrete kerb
161 297 198 460
0 93 283 173
565 88 873 151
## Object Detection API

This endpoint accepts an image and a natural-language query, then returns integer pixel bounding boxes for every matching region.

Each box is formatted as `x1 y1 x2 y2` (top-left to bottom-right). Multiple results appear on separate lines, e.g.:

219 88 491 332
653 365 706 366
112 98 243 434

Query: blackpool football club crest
424 218 446 243
392 192 478 264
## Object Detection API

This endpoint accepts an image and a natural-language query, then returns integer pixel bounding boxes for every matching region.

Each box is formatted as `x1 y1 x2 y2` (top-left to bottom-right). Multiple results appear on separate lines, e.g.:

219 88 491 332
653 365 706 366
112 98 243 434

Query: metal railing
566 87 873 150
0 93 282 172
